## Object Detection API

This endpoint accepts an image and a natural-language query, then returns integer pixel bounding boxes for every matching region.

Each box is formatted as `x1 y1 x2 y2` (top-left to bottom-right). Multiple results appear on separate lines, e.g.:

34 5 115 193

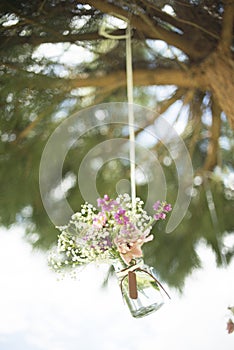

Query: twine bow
116 260 171 300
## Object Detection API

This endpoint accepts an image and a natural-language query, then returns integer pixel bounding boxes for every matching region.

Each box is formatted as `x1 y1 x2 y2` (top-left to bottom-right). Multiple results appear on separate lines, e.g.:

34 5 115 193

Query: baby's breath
48 194 171 273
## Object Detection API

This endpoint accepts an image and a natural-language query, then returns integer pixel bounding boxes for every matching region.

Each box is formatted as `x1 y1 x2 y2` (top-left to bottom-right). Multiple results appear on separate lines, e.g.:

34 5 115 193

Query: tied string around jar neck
116 259 171 300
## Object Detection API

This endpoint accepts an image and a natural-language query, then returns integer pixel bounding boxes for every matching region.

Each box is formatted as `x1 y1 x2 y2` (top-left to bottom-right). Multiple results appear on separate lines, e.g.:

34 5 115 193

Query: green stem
143 218 155 232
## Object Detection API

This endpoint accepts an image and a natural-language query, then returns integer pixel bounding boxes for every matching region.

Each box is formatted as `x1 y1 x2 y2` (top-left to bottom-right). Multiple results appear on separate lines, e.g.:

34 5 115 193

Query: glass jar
113 258 168 318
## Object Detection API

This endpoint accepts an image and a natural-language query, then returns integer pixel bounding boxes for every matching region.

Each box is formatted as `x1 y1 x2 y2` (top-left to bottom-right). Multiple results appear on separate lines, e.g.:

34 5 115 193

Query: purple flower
164 204 172 212
153 200 161 211
97 235 113 251
154 213 161 221
114 208 129 225
104 236 112 248
97 198 105 207
153 200 172 221
97 195 118 212
117 208 126 215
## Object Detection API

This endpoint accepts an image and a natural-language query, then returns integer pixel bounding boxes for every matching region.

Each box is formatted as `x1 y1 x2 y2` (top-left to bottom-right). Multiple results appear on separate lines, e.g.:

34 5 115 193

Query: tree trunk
197 46 234 129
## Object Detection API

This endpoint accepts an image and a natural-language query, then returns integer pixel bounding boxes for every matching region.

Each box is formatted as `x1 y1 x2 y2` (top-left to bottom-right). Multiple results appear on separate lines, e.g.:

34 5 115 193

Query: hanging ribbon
99 16 170 302
126 21 136 208
99 15 136 208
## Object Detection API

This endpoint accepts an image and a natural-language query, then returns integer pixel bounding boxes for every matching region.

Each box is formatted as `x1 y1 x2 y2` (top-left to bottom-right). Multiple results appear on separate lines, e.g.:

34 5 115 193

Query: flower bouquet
49 193 172 318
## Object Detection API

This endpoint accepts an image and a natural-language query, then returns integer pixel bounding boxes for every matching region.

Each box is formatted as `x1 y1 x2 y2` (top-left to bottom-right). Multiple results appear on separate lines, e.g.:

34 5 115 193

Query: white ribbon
99 15 136 208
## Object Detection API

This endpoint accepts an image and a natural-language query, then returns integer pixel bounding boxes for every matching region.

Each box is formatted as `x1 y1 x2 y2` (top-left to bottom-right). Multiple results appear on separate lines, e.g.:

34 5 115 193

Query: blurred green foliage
0 0 233 290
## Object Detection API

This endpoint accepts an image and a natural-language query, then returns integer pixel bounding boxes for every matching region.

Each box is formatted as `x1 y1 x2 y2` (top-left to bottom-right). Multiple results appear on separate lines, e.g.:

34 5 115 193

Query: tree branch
189 113 202 159
156 88 186 115
140 0 219 40
203 99 222 171
68 68 204 90
16 111 46 141
0 30 126 47
15 103 60 142
79 0 200 58
221 0 234 51
1 64 206 92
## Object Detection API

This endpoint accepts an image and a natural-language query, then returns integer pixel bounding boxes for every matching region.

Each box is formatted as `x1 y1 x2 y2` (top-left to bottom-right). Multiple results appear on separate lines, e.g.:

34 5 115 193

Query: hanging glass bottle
113 258 169 318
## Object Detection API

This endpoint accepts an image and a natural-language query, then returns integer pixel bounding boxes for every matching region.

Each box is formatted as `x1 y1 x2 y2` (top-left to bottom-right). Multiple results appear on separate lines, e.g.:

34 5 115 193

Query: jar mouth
131 302 164 318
